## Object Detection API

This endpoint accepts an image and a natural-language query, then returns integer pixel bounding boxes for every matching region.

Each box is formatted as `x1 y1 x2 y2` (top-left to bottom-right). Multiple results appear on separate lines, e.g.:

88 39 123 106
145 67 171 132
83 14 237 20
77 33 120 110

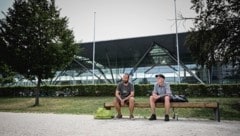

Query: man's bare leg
149 96 157 114
164 96 170 115
149 96 157 120
114 98 122 118
164 96 170 121
128 97 134 118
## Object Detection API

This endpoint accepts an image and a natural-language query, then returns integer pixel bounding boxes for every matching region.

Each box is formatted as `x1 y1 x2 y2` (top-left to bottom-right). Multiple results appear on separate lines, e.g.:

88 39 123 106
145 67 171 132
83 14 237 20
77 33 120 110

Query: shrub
0 84 239 97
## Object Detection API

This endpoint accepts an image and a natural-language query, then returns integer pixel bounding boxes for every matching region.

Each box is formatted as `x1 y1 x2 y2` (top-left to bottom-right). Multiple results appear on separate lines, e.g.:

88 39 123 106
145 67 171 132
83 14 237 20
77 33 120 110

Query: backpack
171 95 188 102
94 107 114 119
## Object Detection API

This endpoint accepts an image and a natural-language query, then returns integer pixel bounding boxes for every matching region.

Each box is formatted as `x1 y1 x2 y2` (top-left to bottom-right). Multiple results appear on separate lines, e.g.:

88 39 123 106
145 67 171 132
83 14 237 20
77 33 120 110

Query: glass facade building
13 32 239 86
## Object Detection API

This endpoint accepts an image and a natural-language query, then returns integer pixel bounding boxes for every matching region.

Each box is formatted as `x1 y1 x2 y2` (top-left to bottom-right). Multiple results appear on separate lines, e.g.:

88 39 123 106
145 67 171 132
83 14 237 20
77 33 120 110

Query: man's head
155 74 165 79
122 73 130 84
155 74 165 85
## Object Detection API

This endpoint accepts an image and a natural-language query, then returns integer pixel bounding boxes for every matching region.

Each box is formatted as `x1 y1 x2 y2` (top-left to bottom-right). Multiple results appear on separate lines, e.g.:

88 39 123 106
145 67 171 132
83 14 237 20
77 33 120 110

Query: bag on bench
171 95 188 102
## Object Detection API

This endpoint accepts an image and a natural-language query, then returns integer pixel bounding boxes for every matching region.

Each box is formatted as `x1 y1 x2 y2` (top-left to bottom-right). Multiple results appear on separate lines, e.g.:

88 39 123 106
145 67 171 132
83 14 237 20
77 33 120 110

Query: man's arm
152 90 158 96
115 89 126 106
152 90 161 99
152 84 160 98
115 89 122 101
165 83 172 96
122 90 134 101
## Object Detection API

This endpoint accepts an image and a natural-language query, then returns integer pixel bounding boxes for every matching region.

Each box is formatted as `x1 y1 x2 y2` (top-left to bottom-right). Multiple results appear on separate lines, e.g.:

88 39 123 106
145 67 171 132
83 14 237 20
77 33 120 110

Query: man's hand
152 93 160 99
120 99 125 106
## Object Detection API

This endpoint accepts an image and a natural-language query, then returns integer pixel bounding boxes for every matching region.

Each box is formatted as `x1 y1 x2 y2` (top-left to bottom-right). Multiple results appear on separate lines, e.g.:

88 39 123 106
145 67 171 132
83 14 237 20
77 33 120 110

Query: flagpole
174 0 180 83
92 12 96 84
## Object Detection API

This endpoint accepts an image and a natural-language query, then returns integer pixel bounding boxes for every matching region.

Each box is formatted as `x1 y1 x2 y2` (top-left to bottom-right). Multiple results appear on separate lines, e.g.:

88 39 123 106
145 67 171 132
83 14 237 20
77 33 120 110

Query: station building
15 32 238 86
61 32 205 85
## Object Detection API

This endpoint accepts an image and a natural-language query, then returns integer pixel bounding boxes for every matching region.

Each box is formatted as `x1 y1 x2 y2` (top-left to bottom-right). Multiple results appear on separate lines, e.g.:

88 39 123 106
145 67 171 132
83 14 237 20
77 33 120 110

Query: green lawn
0 97 239 120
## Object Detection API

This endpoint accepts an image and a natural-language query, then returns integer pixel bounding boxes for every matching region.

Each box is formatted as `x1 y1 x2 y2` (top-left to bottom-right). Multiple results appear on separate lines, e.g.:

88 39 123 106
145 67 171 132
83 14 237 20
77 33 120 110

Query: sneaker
149 114 157 120
164 114 169 121
129 114 134 119
116 114 122 119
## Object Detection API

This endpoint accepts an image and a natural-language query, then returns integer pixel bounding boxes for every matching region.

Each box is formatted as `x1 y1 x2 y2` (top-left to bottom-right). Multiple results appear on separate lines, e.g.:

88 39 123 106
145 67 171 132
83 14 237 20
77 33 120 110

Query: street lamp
92 12 96 84
174 0 181 83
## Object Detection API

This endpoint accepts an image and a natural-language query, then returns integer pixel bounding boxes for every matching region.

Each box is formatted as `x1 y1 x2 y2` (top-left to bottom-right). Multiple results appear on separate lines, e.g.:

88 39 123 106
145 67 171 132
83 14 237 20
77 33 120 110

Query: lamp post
174 0 180 83
92 12 96 84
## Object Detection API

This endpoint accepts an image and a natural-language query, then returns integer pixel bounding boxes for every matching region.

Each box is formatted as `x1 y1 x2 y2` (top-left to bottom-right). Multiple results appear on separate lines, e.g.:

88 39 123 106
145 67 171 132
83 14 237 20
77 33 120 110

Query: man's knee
114 97 120 106
149 95 156 102
129 97 134 103
149 95 153 100
165 95 170 102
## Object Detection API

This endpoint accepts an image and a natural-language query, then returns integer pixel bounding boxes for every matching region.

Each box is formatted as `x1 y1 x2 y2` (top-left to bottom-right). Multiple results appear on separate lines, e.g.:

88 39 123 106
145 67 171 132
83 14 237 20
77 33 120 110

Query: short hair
123 73 130 78
155 74 165 79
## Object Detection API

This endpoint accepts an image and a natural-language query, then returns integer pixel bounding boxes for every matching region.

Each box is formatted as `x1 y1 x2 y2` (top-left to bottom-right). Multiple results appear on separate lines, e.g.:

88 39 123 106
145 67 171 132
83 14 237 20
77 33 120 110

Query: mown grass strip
0 97 239 120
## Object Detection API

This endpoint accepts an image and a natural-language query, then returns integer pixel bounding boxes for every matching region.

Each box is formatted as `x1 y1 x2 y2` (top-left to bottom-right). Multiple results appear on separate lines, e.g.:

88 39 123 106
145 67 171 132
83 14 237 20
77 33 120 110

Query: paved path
0 112 239 136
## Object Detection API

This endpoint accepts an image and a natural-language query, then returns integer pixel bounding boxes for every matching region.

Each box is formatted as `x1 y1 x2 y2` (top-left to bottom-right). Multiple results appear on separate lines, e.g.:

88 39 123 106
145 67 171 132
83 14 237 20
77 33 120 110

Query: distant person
114 73 135 119
149 74 172 121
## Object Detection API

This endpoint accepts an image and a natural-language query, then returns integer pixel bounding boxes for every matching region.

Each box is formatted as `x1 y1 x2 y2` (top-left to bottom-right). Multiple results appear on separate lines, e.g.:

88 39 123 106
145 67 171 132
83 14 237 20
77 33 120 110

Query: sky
0 0 197 43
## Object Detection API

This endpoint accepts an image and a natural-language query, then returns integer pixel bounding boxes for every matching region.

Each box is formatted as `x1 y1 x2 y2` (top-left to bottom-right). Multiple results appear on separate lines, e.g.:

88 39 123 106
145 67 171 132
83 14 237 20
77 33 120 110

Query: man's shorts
115 97 131 105
155 95 173 103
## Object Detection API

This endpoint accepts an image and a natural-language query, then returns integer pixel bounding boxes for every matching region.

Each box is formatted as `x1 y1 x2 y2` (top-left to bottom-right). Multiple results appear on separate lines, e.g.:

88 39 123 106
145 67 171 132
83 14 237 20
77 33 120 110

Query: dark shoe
164 114 169 121
116 114 122 119
129 114 134 119
149 114 157 120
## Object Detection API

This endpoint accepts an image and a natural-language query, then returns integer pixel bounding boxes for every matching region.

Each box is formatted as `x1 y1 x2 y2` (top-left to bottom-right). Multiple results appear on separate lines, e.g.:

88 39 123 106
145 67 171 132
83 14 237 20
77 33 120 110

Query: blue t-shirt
153 82 172 96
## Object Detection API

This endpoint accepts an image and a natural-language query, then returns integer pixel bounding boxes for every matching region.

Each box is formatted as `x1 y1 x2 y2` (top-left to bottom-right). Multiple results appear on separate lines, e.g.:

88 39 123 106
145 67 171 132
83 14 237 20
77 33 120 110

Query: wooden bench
104 102 220 122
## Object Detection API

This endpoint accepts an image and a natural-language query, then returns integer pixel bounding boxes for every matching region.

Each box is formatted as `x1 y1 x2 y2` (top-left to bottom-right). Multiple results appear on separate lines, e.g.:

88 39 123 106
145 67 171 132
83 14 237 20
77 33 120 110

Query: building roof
76 32 192 69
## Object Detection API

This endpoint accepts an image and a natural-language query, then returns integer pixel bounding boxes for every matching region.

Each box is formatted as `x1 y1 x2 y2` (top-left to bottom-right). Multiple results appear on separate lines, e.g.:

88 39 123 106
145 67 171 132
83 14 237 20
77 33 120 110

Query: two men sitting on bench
114 73 172 121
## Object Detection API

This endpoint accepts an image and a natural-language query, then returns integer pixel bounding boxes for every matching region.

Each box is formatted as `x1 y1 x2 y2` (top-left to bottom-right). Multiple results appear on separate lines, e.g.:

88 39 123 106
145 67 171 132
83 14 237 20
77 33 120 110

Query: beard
124 80 128 84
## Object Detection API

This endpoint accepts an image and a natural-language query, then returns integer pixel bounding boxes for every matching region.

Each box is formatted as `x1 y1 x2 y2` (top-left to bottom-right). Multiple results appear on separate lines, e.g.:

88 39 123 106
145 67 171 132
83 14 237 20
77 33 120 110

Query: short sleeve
153 83 158 94
165 83 172 94
116 83 121 91
131 83 134 92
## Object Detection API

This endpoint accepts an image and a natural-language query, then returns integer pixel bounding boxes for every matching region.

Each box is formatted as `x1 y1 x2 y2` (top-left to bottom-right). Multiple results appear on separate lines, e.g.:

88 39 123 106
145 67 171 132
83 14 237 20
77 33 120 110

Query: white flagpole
92 12 96 84
174 0 180 83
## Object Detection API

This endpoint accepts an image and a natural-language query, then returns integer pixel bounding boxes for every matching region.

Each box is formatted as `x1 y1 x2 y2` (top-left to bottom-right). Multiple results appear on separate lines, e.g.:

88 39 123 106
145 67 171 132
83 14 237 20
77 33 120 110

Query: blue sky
0 0 196 42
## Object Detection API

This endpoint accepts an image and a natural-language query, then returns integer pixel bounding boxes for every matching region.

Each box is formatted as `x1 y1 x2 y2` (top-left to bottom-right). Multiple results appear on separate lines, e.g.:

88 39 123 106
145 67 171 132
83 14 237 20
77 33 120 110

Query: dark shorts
115 97 130 105
155 96 173 103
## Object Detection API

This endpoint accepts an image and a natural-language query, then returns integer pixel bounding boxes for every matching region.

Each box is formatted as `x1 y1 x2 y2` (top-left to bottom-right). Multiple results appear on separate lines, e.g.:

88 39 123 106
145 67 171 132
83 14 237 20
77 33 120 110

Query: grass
0 97 239 120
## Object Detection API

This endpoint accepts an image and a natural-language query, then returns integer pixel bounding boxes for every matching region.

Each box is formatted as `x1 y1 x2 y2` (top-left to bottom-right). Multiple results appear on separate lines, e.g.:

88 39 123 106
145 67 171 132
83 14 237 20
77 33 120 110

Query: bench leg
213 103 220 122
172 108 178 120
105 107 111 110
172 108 175 119
217 103 220 122
104 103 112 110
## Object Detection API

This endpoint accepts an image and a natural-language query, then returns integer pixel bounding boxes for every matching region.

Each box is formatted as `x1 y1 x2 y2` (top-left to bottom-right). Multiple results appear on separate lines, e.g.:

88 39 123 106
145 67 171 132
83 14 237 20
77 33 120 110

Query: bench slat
104 102 218 108
104 101 220 122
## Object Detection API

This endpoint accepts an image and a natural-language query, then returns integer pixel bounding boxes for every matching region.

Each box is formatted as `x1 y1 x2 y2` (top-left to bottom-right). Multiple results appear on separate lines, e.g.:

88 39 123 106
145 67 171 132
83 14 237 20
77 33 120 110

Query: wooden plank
104 101 220 122
170 102 218 108
104 102 218 108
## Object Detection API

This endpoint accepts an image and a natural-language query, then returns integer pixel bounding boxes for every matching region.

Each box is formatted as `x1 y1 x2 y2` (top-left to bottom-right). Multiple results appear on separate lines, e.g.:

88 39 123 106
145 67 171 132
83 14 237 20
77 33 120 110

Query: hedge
0 84 239 97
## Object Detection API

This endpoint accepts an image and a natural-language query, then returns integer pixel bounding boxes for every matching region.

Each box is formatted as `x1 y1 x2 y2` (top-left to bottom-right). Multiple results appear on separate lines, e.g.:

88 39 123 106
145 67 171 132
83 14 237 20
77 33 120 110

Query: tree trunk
34 77 41 106
207 67 213 84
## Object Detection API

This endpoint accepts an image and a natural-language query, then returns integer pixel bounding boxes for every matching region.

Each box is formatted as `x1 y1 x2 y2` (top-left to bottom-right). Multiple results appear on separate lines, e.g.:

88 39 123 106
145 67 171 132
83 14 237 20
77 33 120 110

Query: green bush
170 84 188 95
0 84 239 97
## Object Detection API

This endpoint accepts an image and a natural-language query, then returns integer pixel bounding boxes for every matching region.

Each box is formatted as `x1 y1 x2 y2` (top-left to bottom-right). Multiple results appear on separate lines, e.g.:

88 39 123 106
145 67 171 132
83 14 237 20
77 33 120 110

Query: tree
185 0 240 82
0 61 15 86
139 78 149 84
0 0 79 105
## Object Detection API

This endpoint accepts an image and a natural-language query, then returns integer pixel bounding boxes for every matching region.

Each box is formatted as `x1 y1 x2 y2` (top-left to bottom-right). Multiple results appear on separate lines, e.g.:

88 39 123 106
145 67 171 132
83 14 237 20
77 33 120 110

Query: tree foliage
0 0 79 105
0 61 15 86
186 0 240 70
